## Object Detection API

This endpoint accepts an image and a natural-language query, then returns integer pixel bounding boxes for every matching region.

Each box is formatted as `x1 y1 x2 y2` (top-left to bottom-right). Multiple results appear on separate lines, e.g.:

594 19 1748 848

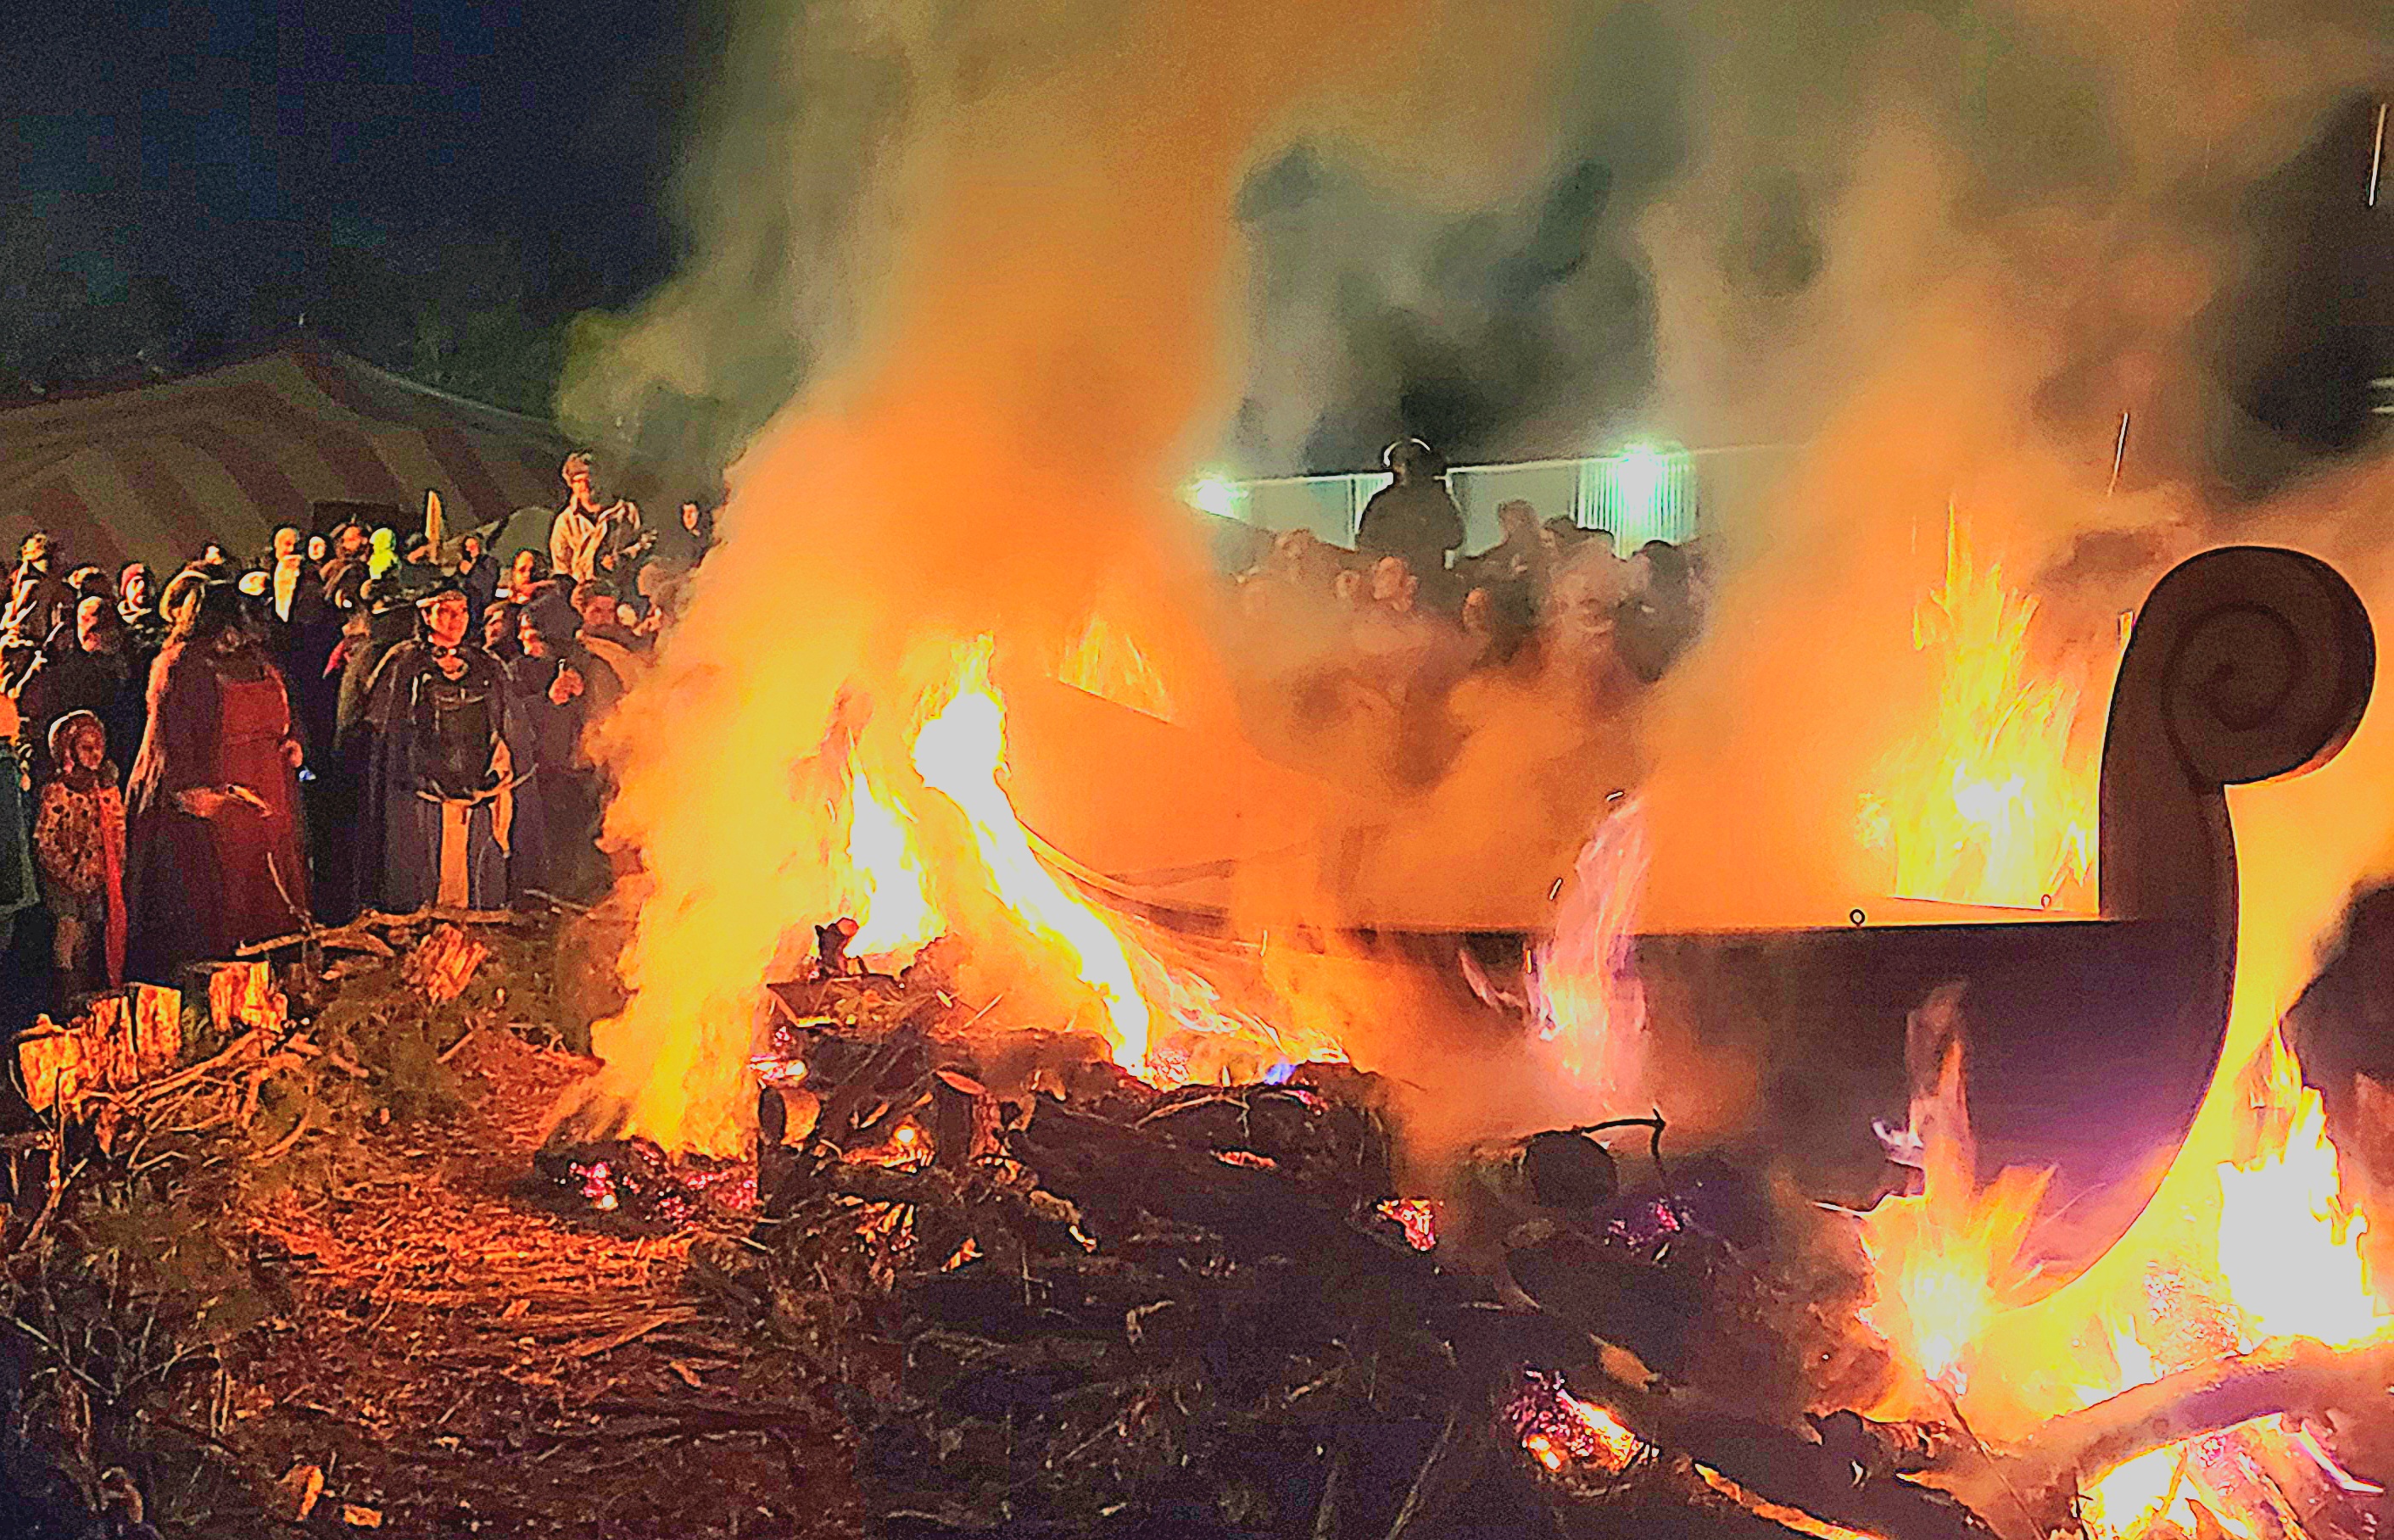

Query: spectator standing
549 452 642 586
32 710 126 996
498 549 550 606
455 533 498 624
0 691 36 970
1355 440 1464 597
321 522 372 614
18 597 143 783
572 579 647 679
3 533 75 689
125 583 310 982
360 583 515 911
505 595 622 902
118 565 166 656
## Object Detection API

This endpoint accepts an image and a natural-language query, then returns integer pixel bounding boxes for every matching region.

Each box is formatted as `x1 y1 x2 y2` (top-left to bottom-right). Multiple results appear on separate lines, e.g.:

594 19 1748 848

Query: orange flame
1856 1040 2050 1392
1057 610 1177 722
2215 1032 2382 1349
913 638 1153 1070
840 750 941 968
1858 510 2098 910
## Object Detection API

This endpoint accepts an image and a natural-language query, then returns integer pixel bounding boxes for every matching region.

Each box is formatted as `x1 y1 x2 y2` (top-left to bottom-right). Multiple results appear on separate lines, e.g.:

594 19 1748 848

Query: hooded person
33 710 127 996
359 578 516 912
124 581 310 982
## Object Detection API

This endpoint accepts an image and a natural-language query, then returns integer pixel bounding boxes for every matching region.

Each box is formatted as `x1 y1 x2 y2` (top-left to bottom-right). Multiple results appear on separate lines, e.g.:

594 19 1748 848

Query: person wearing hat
1355 439 1465 600
357 579 517 912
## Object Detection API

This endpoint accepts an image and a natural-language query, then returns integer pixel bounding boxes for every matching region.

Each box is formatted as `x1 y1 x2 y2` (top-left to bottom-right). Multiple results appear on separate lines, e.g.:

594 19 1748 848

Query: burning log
1937 1336 2394 1540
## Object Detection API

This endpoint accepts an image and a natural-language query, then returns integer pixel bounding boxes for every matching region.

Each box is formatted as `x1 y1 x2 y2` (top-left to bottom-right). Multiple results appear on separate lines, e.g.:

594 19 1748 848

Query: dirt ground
213 1026 862 1540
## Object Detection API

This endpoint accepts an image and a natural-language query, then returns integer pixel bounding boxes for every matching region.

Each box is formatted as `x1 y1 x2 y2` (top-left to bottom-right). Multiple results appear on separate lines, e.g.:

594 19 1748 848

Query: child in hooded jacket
32 709 126 996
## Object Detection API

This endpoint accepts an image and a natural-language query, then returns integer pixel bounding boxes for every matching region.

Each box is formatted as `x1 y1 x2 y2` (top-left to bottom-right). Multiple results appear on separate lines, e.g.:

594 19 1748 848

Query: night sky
3 0 698 379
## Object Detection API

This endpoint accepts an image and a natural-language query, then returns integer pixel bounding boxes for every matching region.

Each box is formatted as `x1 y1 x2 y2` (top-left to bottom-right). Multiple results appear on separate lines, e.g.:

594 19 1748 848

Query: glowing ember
1505 1370 1642 1477
1376 1197 1438 1252
912 639 1153 1070
1857 510 2097 910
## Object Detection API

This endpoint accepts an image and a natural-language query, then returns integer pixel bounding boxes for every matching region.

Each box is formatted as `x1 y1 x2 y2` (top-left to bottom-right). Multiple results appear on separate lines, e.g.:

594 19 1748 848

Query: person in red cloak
125 581 309 981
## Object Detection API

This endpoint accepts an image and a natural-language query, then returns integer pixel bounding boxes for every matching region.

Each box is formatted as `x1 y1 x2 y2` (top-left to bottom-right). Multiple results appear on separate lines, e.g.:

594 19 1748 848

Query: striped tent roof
0 338 575 573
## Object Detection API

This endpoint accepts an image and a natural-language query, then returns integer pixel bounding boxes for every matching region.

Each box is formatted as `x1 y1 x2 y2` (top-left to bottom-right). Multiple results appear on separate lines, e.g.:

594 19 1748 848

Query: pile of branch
707 973 1980 1540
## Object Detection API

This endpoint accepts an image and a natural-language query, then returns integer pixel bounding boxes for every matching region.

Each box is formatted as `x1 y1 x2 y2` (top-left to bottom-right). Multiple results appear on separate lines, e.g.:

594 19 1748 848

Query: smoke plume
566 0 2394 1160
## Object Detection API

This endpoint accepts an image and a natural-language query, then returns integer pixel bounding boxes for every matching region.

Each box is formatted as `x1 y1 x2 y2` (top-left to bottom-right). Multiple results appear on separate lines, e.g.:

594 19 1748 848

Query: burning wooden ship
1004 544 2376 1286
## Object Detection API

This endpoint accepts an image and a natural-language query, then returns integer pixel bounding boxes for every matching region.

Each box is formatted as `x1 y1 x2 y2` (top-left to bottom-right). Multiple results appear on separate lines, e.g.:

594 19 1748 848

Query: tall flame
1858 510 2098 909
2216 1032 2382 1349
912 639 1153 1070
841 750 941 967
1527 796 1650 1094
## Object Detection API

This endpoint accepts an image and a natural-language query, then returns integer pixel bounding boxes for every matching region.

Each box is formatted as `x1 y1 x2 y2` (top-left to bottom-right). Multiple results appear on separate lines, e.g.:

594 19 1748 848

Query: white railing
1187 443 1794 555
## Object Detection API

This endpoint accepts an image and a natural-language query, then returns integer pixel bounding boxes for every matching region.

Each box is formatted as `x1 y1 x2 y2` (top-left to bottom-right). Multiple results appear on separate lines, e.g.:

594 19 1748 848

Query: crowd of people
0 432 1698 1014
1231 438 1707 787
0 451 717 1017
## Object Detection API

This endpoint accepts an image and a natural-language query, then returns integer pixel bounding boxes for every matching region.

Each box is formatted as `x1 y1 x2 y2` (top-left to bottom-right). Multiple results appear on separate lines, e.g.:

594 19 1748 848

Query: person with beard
549 451 643 586
118 564 166 656
360 582 516 912
32 711 126 997
572 579 646 680
16 597 144 783
320 522 372 615
504 594 622 902
3 533 75 690
124 582 309 981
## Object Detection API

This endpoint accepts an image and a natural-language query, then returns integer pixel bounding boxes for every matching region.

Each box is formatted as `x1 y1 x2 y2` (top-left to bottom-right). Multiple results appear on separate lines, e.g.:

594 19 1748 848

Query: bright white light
1189 475 1241 520
1614 445 1666 513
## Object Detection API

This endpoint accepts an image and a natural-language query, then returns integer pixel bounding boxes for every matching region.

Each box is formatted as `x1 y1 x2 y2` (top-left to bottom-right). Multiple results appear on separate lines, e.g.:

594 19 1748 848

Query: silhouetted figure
1355 439 1464 590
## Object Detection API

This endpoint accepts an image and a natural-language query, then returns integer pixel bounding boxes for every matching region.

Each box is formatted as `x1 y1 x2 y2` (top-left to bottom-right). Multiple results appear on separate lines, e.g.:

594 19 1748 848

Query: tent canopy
0 338 574 574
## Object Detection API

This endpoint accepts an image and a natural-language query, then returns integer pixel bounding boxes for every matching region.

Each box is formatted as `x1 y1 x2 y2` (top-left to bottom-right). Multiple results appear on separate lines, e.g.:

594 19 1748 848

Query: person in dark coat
259 533 340 767
118 564 167 657
315 578 421 923
455 532 499 627
360 582 516 912
16 596 145 784
503 594 621 902
1354 440 1464 600
124 582 309 982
